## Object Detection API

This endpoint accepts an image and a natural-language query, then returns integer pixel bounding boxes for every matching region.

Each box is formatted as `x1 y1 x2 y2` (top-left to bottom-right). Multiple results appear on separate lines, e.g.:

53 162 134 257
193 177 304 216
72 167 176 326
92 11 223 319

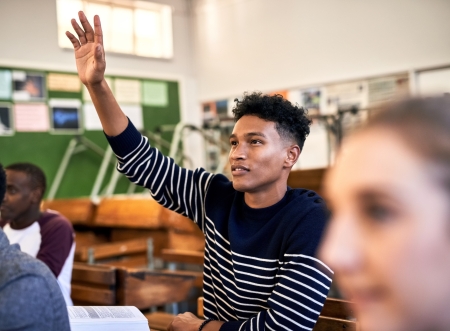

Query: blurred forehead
325 128 428 203
5 169 31 188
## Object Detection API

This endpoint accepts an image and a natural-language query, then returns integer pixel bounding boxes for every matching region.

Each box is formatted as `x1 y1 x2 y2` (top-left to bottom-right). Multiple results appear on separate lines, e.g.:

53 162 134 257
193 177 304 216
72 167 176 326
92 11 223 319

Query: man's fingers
70 18 87 45
78 11 95 42
65 31 81 50
93 15 103 46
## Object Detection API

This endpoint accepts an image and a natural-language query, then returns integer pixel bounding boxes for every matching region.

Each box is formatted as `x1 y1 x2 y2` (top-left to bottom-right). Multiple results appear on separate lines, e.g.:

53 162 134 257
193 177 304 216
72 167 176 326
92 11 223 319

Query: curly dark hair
232 92 311 149
0 164 5 202
5 162 46 201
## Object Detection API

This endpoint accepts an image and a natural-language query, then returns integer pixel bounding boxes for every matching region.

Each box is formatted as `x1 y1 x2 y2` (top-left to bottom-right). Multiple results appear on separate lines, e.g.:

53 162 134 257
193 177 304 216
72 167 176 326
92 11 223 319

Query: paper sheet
324 81 368 115
115 78 141 104
368 75 409 105
0 70 12 100
14 103 49 132
47 73 82 92
83 103 102 130
142 80 168 107
295 120 330 170
120 104 143 130
418 68 450 95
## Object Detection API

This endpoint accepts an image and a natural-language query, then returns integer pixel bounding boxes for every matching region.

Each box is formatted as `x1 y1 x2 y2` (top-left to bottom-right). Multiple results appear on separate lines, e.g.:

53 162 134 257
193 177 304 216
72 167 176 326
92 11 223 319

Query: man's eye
251 140 262 144
230 141 237 146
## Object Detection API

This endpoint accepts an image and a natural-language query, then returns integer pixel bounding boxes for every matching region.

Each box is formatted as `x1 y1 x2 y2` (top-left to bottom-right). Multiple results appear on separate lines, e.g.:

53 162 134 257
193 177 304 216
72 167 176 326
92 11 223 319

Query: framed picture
12 70 46 101
49 99 83 134
0 103 13 136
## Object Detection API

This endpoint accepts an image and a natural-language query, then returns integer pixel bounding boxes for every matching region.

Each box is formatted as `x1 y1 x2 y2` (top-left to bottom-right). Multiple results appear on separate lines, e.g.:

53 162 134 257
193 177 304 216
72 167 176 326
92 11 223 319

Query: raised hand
66 11 105 87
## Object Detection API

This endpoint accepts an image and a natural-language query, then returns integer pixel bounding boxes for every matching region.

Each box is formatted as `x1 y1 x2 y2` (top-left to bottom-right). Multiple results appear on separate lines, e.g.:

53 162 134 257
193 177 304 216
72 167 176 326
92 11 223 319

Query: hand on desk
168 312 224 331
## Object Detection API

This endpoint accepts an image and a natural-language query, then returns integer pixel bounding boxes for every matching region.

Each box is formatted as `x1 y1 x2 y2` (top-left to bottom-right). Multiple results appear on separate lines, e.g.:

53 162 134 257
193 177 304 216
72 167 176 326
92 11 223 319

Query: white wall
0 0 205 168
192 0 450 101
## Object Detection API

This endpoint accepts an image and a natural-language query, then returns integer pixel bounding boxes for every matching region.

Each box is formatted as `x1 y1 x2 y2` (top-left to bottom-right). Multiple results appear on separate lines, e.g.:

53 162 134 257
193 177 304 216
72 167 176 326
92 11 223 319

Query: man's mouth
231 165 250 174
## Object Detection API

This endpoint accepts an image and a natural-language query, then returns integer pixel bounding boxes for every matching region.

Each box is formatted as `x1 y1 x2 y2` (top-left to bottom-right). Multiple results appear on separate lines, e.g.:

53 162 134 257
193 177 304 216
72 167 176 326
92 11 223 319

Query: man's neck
9 208 42 230
244 185 287 209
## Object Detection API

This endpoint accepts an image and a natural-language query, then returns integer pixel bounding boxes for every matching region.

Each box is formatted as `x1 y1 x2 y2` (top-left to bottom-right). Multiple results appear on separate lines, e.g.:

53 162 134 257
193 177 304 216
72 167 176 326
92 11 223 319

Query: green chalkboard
0 66 180 199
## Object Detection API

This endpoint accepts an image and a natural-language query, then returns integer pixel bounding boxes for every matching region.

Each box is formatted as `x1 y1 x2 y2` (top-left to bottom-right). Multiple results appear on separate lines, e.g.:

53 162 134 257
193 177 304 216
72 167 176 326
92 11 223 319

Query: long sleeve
106 119 214 231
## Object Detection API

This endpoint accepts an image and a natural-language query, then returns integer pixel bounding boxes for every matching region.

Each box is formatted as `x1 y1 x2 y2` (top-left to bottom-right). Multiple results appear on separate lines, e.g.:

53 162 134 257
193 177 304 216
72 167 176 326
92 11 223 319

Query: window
57 0 173 59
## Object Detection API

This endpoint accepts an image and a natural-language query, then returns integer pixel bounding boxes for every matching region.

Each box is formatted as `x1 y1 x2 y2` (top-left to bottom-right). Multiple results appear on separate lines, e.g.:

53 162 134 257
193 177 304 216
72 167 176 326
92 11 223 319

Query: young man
0 163 75 306
67 12 332 331
0 164 70 330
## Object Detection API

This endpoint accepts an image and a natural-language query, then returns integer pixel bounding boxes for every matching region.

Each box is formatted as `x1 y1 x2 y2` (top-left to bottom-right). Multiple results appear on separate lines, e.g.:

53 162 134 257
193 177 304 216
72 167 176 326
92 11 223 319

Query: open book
68 306 150 331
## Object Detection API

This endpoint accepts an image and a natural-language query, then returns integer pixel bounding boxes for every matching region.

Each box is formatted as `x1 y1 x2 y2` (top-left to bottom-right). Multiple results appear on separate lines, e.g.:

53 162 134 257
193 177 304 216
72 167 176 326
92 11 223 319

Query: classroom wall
192 0 450 101
0 0 206 198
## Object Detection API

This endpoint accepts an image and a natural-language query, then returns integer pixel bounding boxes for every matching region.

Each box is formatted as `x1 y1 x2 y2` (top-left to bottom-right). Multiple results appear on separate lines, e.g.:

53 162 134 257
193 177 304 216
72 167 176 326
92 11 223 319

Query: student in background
66 12 332 331
0 162 75 306
320 96 450 331
0 163 70 330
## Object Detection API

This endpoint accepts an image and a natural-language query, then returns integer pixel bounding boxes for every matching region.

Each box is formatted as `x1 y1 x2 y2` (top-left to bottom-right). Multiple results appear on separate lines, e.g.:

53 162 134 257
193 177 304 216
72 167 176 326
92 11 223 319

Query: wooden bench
75 237 155 269
71 262 117 305
42 197 95 225
161 248 204 288
196 297 358 331
287 168 327 195
117 268 197 309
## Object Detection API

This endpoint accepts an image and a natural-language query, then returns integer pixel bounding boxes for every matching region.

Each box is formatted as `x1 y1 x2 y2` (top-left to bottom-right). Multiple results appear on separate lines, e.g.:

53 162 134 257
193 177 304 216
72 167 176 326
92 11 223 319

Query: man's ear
30 187 43 204
284 145 301 168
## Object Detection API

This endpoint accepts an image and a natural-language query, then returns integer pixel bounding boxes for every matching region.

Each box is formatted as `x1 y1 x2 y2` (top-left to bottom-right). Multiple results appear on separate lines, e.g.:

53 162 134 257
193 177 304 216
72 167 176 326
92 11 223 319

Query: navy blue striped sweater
107 120 333 331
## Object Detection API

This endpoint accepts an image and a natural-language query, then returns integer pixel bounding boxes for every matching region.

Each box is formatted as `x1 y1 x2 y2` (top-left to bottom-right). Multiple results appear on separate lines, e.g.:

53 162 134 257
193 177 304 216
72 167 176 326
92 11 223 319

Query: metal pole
90 145 114 203
47 138 78 200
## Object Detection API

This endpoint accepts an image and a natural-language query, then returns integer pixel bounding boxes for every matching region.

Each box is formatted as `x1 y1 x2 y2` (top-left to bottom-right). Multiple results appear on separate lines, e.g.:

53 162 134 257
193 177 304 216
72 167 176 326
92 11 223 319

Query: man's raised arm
66 11 127 136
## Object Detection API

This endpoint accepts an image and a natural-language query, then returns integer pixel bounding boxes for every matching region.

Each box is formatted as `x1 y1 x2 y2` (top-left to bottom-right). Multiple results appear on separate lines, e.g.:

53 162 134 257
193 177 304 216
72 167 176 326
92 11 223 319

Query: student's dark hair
0 164 5 202
232 92 311 149
363 96 450 194
5 162 47 200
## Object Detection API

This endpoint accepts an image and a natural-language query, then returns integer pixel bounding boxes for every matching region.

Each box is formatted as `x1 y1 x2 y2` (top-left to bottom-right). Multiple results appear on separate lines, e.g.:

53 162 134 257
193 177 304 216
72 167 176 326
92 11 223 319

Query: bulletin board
0 66 181 198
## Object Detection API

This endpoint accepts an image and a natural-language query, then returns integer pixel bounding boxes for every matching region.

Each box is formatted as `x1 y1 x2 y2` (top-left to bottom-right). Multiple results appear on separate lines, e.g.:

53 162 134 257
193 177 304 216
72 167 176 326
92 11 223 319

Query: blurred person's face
0 170 38 224
320 128 450 331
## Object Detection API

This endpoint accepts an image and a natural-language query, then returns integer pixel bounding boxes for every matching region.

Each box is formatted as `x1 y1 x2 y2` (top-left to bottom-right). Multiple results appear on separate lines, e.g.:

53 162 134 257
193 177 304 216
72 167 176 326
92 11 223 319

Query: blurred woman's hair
362 96 450 195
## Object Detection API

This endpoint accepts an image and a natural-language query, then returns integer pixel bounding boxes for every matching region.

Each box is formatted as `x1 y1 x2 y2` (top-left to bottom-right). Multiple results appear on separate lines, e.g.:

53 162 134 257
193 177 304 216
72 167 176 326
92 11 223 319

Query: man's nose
230 144 247 160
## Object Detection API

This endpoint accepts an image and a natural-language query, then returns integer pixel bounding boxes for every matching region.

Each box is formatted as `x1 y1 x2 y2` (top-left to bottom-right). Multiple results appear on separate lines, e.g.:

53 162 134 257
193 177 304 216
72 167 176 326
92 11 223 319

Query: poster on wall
119 104 143 130
368 74 409 106
202 102 217 124
47 73 81 92
417 67 450 96
115 79 141 104
324 80 369 136
12 71 46 101
288 88 323 115
83 103 102 130
142 81 168 107
49 99 82 133
0 70 12 100
14 103 49 132
0 104 14 136
294 120 330 170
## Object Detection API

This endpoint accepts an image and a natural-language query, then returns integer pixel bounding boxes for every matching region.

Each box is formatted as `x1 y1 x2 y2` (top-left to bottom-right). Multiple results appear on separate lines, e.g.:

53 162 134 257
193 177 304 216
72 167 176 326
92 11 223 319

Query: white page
83 103 103 130
14 103 49 132
296 120 330 170
120 104 143 130
68 306 149 331
115 78 141 104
